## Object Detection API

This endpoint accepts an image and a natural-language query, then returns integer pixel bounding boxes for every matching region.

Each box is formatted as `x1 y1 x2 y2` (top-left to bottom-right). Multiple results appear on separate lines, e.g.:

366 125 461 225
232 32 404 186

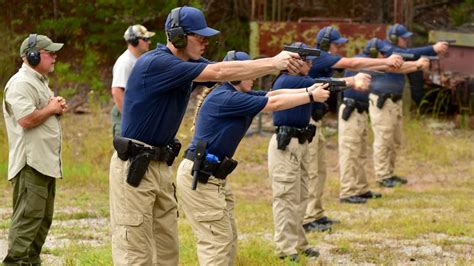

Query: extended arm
333 54 403 71
195 51 303 82
262 83 330 112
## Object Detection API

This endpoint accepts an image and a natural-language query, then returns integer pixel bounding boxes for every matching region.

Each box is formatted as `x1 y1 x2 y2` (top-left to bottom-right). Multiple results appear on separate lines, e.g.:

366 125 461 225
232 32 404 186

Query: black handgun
313 78 347 92
393 52 415 60
438 39 456 44
359 69 385 77
283 45 321 59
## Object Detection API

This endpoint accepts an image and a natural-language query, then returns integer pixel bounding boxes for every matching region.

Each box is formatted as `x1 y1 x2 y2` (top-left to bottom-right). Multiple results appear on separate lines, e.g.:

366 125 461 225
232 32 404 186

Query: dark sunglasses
140 37 151 42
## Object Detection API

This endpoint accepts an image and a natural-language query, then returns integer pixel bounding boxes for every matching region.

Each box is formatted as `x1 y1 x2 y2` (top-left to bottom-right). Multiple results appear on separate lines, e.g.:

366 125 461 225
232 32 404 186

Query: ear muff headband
225 50 241 85
389 24 399 44
26 33 41 66
226 50 236 61
168 7 187 49
319 26 332 51
128 26 139 47
369 38 378 58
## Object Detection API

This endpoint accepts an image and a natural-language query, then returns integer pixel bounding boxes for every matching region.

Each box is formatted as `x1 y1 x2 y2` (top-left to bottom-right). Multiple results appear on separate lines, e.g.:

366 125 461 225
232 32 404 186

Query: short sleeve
248 90 267 96
112 60 133 89
309 52 342 77
145 55 207 94
5 81 37 120
218 92 268 118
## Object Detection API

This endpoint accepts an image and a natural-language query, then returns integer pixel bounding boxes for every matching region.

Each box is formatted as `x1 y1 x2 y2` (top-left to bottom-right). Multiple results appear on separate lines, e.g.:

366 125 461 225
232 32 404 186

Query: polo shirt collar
22 63 48 83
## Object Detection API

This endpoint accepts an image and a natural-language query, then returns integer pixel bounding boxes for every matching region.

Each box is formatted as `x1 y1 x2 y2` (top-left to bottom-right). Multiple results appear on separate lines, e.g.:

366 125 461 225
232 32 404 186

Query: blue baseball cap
223 51 251 61
165 6 220 37
289 42 318 60
316 27 348 47
388 24 413 39
363 38 390 55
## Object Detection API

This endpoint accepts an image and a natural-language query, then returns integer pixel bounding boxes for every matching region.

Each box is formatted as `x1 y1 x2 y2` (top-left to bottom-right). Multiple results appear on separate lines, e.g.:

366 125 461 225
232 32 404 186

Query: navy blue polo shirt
308 50 342 78
371 41 437 95
342 53 370 103
121 44 208 146
272 73 314 128
187 82 268 160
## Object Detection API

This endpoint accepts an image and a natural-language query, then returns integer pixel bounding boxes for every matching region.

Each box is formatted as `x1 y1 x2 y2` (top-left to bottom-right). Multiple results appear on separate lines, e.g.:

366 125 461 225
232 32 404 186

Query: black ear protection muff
368 38 378 58
26 34 41 66
225 50 236 61
127 26 139 47
319 26 332 52
389 24 399 44
224 50 241 85
167 7 187 49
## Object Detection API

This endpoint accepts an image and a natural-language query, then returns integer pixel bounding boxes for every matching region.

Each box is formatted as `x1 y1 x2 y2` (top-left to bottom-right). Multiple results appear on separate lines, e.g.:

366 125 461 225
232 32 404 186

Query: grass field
0 107 473 265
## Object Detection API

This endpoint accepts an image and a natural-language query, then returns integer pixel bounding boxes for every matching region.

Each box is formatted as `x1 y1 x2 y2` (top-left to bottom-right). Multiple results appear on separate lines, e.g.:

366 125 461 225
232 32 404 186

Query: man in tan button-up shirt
2 34 66 265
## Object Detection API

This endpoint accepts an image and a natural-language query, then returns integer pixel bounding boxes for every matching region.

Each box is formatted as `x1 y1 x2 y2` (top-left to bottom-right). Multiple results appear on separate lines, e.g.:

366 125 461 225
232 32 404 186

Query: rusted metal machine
249 20 388 58
425 30 474 128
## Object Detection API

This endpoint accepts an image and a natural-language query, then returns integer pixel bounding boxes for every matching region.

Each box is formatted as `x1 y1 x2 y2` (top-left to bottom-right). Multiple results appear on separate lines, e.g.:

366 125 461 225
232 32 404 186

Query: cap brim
380 45 392 54
144 32 156 38
333 37 348 44
400 32 413 38
191 27 220 37
44 43 64 52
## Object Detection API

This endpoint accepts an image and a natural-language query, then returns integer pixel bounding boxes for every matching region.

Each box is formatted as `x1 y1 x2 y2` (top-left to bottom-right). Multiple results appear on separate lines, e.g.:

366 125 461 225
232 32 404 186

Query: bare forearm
336 57 388 71
18 108 55 129
262 92 313 112
387 62 418 73
111 87 125 112
195 58 278 82
267 87 308 96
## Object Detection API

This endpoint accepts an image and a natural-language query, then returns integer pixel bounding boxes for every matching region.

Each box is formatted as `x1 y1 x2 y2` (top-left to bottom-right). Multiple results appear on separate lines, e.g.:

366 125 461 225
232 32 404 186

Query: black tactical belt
372 91 403 102
184 150 220 175
343 98 369 113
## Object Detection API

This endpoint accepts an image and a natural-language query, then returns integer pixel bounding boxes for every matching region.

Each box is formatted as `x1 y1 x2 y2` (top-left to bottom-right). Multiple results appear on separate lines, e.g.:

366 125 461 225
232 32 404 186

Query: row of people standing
1 5 449 266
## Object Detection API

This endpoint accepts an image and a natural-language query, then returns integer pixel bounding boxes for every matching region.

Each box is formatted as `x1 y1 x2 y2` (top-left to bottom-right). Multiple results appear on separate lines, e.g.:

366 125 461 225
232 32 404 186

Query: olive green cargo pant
111 105 122 137
3 165 56 266
268 134 310 257
338 104 370 198
304 119 327 224
369 93 403 182
109 151 179 266
176 159 238 266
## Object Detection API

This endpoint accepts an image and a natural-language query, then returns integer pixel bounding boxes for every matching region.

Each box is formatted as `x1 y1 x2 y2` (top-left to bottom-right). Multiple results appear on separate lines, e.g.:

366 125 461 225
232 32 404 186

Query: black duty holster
311 103 329 122
342 99 356 121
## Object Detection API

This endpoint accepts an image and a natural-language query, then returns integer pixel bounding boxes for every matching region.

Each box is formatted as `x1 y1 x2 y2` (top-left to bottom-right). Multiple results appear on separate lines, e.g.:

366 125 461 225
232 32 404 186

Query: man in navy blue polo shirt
108 6 305 265
176 50 330 265
339 38 430 204
268 42 371 262
367 24 449 188
303 26 400 233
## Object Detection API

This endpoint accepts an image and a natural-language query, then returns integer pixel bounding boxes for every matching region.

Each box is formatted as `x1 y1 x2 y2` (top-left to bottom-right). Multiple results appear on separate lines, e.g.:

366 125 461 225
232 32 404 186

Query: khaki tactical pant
268 134 310 257
111 105 122 137
109 151 179 266
369 93 403 182
303 119 327 224
338 104 370 198
3 165 55 266
177 159 237 266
